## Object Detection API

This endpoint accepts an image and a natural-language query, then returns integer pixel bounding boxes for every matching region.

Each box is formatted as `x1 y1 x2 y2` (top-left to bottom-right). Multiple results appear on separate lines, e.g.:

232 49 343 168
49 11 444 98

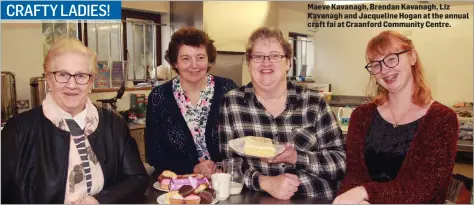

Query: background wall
203 1 277 52
122 1 169 13
1 1 472 112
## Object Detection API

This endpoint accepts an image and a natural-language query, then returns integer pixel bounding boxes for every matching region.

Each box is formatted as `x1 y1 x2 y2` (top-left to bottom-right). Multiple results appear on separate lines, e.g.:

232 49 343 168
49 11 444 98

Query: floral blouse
172 74 215 161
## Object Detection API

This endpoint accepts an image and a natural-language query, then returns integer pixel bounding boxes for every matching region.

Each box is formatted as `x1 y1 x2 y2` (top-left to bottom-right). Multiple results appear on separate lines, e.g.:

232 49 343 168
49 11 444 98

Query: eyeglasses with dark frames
250 54 287 63
50 71 92 85
364 49 413 75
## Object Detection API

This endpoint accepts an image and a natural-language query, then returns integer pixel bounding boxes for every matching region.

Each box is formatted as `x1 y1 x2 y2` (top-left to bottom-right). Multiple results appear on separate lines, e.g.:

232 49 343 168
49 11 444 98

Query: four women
1 27 459 204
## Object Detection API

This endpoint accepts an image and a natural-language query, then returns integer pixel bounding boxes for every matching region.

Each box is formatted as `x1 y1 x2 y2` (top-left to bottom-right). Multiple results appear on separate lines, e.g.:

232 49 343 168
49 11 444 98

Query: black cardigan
145 75 237 175
1 106 148 203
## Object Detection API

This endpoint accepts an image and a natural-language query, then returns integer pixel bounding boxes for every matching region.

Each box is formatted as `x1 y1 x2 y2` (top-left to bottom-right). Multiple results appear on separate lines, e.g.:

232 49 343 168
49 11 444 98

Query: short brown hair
366 30 432 106
44 38 98 76
165 27 217 74
245 27 293 63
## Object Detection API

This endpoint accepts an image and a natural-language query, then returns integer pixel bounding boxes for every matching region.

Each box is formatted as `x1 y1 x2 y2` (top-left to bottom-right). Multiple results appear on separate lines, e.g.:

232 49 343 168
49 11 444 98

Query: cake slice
243 136 276 157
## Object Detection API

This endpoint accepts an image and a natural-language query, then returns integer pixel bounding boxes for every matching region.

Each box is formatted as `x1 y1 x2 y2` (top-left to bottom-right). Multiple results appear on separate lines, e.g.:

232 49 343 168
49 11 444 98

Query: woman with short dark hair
146 26 237 177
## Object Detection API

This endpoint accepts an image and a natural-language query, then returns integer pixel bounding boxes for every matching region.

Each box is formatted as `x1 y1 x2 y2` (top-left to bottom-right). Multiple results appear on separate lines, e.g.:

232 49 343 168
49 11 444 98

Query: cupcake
165 191 179 204
169 192 184 204
178 185 194 197
160 179 171 190
203 188 216 198
184 194 201 204
198 191 213 204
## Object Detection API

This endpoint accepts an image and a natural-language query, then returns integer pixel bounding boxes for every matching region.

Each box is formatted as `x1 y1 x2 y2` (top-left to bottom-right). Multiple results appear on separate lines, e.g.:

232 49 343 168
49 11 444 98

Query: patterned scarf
42 93 99 135
42 93 104 204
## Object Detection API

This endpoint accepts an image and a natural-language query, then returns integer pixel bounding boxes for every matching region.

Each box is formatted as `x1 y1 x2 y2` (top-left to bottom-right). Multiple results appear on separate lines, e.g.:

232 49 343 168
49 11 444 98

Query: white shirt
60 107 87 130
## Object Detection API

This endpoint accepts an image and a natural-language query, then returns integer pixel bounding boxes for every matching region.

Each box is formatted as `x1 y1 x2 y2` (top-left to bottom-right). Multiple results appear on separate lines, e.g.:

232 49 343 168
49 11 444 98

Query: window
78 9 162 91
289 32 314 79
42 21 78 57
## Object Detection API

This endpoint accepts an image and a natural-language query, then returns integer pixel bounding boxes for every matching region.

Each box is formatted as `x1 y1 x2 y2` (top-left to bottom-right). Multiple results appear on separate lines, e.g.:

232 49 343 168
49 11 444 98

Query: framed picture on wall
94 61 111 89
111 61 126 88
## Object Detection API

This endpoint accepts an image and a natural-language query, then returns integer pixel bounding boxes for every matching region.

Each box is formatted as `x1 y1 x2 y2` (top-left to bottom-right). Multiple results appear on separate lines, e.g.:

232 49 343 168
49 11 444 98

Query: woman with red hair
333 30 459 204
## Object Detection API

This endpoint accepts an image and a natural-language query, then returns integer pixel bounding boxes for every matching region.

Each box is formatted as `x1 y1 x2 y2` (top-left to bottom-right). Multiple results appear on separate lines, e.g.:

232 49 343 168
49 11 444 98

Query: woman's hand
193 158 215 178
267 143 297 165
332 186 368 204
259 174 301 200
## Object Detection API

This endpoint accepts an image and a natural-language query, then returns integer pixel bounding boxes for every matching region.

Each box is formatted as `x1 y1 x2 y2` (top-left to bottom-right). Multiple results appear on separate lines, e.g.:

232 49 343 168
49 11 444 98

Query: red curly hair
366 30 432 106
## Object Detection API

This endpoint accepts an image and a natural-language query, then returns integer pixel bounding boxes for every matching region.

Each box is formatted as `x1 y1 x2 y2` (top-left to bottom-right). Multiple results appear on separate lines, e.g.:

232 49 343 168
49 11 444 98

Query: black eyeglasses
250 54 287 63
50 71 92 85
365 49 412 75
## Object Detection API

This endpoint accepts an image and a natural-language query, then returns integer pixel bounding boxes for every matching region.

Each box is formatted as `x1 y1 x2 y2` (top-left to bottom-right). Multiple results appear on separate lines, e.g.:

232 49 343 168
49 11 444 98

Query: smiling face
248 37 290 93
46 52 93 115
174 45 209 85
370 47 417 94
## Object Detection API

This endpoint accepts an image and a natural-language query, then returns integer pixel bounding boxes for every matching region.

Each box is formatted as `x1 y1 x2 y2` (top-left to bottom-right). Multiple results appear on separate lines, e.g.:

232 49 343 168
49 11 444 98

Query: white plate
157 193 218 204
153 181 170 192
228 137 286 159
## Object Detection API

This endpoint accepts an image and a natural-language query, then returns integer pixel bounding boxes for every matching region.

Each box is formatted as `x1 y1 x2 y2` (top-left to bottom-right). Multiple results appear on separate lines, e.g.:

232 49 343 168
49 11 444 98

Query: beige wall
276 2 317 36
312 2 473 106
2 1 472 111
203 1 276 52
122 1 169 13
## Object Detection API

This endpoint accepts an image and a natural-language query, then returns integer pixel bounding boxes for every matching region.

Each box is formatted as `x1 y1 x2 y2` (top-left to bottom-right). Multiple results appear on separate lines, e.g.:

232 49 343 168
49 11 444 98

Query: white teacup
211 173 231 200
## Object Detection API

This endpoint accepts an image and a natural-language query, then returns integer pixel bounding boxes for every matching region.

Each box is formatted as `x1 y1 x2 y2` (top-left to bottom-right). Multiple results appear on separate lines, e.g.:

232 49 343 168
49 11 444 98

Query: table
141 177 333 204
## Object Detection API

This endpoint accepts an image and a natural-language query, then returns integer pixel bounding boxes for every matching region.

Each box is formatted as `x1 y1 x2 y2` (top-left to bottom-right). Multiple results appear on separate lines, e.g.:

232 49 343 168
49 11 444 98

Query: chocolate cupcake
178 185 194 197
198 191 213 204
204 188 216 198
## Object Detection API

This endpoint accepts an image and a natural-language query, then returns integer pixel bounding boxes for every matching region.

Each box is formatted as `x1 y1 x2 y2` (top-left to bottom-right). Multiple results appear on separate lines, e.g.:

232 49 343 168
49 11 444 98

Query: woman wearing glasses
333 31 458 204
1 38 148 203
219 27 346 200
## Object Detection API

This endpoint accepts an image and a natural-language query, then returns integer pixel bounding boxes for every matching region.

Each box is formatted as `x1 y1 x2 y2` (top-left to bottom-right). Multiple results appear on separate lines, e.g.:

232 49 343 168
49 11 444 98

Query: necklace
388 102 413 128
255 89 287 102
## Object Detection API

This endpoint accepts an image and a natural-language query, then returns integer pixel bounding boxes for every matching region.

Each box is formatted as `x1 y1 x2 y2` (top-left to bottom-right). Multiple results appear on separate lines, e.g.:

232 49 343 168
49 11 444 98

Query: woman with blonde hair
1 38 148 203
219 26 346 200
333 31 458 204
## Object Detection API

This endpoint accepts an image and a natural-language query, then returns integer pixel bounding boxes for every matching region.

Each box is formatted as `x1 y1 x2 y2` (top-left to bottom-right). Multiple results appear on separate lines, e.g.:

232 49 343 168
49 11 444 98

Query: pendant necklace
388 102 413 128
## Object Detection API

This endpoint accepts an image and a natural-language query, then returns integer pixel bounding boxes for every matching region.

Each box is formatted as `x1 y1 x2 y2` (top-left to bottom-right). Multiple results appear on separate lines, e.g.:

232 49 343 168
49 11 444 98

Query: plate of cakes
157 184 218 204
228 136 286 159
154 170 211 192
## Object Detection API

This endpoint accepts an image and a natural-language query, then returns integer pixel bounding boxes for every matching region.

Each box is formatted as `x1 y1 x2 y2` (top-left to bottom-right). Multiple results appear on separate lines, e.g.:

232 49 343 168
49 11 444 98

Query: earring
48 88 51 92
89 90 92 93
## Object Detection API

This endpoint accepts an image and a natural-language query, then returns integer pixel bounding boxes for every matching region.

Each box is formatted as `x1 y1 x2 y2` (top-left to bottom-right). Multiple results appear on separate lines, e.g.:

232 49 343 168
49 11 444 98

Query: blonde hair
365 30 432 106
245 26 293 63
43 38 98 76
